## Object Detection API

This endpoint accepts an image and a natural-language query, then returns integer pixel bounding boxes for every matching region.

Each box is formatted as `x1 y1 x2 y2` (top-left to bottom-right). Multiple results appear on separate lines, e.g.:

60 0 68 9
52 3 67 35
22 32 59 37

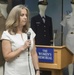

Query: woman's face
19 8 27 27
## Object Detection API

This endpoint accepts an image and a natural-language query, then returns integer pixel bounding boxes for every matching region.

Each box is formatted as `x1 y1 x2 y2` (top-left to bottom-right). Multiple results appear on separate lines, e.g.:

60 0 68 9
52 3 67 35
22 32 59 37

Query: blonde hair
5 5 30 34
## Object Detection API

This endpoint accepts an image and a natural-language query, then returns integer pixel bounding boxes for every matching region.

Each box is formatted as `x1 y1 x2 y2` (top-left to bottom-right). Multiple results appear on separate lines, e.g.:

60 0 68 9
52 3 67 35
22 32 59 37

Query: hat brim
38 1 48 5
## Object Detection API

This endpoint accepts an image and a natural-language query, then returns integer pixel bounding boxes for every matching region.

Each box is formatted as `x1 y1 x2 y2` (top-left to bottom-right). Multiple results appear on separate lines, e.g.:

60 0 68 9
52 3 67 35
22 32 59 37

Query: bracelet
35 69 40 72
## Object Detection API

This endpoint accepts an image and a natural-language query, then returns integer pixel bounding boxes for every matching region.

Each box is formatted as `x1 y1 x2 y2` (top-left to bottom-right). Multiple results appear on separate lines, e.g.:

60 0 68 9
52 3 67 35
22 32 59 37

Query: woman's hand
25 40 31 47
36 71 40 75
20 40 31 51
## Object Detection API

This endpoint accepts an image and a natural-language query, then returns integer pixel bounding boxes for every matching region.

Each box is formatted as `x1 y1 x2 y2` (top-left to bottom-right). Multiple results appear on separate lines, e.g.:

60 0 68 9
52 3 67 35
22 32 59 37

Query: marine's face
19 8 28 27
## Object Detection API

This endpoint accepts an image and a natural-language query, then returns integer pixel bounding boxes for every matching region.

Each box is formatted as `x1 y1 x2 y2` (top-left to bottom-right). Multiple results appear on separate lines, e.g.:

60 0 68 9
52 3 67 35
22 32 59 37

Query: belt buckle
71 32 74 34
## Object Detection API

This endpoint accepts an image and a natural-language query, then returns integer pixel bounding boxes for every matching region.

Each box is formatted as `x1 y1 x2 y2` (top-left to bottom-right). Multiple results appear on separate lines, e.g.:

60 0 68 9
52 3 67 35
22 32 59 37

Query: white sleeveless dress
1 28 36 75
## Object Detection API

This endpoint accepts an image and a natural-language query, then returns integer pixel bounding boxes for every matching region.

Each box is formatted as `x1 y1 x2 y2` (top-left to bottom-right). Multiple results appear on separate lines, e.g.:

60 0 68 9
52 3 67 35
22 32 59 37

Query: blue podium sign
36 47 54 63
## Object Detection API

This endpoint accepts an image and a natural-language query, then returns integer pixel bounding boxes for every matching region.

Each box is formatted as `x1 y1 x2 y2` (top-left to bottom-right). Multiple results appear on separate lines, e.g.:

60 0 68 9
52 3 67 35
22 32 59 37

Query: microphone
27 32 31 40
27 32 31 52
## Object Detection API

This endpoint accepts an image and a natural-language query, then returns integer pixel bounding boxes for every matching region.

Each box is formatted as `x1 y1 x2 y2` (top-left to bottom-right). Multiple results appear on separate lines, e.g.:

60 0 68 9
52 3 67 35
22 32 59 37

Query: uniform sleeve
28 28 36 39
1 31 11 41
60 16 67 27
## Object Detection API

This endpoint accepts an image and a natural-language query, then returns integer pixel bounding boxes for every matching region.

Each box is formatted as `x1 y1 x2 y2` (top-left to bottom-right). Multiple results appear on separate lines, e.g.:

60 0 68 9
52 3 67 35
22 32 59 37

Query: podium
36 45 73 75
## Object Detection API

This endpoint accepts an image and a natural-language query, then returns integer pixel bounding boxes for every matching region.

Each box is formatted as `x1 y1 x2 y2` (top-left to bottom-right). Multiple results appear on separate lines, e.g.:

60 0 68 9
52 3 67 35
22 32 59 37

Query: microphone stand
28 47 32 75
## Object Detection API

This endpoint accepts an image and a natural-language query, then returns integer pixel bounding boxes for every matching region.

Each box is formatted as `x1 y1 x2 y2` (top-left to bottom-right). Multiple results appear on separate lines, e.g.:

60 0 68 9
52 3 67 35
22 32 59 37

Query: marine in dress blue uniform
31 0 53 45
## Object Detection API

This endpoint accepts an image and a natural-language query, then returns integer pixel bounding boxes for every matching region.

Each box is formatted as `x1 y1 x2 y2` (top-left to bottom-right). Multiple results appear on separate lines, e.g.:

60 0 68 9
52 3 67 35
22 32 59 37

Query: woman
1 5 40 75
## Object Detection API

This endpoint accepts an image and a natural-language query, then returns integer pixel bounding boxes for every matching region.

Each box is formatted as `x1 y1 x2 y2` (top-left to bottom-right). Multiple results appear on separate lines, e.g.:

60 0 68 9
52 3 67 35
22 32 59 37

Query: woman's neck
17 26 23 34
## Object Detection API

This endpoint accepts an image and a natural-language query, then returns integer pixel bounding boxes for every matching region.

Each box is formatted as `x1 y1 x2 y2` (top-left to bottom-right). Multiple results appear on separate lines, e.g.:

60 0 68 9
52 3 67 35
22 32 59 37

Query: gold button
44 35 46 36
44 30 46 32
44 26 46 27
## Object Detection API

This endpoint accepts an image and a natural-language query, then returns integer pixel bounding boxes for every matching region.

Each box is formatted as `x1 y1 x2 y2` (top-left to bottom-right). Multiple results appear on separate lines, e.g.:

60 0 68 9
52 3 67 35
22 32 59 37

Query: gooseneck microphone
27 32 32 75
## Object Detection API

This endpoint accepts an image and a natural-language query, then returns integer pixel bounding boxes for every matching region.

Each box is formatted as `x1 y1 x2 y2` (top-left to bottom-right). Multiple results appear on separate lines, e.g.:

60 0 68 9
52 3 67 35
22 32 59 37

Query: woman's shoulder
1 30 11 40
2 30 10 35
28 28 33 32
28 28 35 34
1 30 11 38
28 28 36 38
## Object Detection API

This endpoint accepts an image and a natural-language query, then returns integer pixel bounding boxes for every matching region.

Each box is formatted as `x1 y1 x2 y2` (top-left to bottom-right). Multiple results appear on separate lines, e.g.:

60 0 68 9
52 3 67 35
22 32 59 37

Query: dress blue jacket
31 14 53 45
